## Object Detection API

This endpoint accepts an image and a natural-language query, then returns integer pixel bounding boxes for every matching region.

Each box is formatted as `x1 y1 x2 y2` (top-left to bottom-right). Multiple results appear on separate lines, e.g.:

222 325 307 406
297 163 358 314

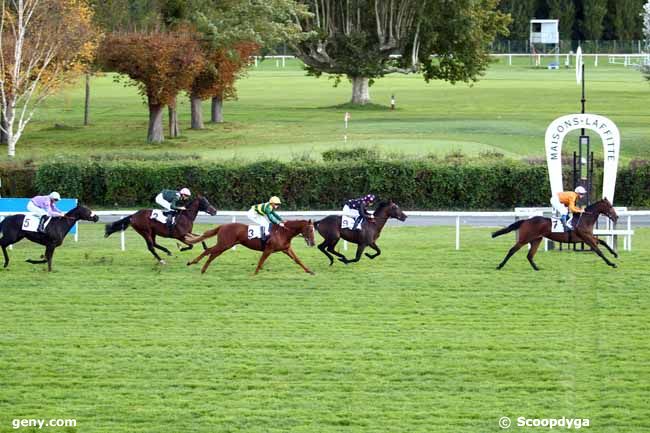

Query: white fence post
455 216 460 250
120 231 125 251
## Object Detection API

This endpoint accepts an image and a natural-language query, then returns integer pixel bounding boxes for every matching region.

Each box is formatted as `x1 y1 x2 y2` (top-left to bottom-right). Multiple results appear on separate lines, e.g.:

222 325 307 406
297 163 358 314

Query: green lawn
6 57 648 163
2 224 649 432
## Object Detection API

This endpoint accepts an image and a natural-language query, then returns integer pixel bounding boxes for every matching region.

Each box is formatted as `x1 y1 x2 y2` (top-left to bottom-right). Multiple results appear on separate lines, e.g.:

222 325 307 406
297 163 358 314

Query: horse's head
197 196 217 216
301 220 316 247
585 198 618 223
600 198 618 223
67 205 99 222
376 200 408 221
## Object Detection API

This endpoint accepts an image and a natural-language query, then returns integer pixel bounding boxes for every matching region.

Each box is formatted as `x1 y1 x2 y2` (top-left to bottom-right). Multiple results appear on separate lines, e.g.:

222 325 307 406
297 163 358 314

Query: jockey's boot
560 215 570 232
352 217 362 230
166 212 175 235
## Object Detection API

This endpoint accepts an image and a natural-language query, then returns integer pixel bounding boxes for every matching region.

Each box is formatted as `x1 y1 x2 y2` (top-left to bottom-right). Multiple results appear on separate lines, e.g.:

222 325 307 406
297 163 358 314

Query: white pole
120 230 125 251
594 54 598 67
282 56 286 68
344 240 348 251
509 54 512 66
455 216 460 250
627 215 632 251
254 57 258 67
74 223 78 242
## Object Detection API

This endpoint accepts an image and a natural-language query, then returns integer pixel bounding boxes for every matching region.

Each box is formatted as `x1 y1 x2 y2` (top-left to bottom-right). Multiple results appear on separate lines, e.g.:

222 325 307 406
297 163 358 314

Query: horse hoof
611 263 618 268
186 262 192 266
159 260 166 265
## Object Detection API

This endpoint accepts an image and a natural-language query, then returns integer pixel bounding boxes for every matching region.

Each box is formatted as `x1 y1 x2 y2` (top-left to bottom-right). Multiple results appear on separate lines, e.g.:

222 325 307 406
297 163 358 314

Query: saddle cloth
247 225 263 240
151 209 173 225
22 214 42 232
550 216 572 233
341 215 362 230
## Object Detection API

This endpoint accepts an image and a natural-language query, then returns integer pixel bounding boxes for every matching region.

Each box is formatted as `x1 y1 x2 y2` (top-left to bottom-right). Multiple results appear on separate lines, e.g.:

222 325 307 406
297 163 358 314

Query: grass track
2 224 649 432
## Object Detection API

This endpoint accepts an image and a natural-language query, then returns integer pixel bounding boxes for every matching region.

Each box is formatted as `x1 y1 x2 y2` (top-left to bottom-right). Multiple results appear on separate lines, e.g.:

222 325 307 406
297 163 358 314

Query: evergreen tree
581 0 608 40
547 0 576 39
499 0 538 40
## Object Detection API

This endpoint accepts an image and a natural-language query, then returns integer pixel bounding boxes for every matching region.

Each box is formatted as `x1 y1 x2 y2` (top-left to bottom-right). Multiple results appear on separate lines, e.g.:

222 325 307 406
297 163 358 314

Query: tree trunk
190 94 204 129
83 72 90 126
147 102 165 143
0 110 7 145
211 95 224 123
350 76 371 105
168 97 180 138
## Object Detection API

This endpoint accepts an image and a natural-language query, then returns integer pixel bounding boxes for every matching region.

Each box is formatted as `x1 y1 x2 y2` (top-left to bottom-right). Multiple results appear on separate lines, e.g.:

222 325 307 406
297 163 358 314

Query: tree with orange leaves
0 0 97 157
98 31 204 143
187 0 310 128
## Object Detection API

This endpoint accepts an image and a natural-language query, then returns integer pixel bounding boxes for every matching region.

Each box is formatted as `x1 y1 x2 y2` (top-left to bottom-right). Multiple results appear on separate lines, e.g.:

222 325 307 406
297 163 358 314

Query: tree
98 32 204 143
0 0 96 157
499 0 538 40
547 0 575 39
613 0 644 40
187 0 308 127
581 0 608 40
643 0 650 80
293 0 509 105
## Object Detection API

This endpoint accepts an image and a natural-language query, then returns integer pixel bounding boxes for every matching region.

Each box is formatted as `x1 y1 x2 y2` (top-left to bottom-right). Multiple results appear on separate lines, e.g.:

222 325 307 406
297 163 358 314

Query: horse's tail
185 225 221 245
104 215 132 238
491 219 526 238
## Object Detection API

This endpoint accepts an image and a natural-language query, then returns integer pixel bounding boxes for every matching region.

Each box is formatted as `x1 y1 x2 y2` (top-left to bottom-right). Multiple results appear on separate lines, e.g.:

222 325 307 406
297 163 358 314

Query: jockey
247 196 285 239
155 188 191 230
27 192 64 233
155 188 191 212
343 194 376 230
550 186 586 231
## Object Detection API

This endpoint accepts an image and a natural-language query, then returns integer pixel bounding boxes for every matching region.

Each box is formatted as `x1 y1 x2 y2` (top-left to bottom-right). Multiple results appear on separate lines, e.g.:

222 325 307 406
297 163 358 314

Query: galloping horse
104 196 217 264
0 205 99 271
185 220 316 274
492 198 619 270
315 200 408 265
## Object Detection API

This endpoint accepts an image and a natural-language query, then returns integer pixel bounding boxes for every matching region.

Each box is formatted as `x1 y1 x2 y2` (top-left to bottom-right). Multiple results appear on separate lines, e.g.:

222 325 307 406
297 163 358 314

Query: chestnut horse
104 196 217 264
185 220 316 274
492 198 619 270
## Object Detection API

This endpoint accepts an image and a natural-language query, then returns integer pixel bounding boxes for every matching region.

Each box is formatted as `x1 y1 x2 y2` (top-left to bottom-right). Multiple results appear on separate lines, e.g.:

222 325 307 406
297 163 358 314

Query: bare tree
0 0 96 157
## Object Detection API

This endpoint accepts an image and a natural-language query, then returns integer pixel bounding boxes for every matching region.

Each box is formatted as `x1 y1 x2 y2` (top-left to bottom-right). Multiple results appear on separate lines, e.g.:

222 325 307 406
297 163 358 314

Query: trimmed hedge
1 159 649 209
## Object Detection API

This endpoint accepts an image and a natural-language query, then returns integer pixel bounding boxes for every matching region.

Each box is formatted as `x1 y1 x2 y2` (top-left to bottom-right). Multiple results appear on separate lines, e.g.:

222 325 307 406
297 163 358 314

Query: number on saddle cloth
21 215 42 233
341 215 362 230
150 209 174 225
247 225 263 240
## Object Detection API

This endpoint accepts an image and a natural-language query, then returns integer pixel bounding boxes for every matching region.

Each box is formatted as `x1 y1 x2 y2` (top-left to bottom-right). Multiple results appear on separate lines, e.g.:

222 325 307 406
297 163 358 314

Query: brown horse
492 198 619 270
104 196 217 264
315 200 408 265
185 220 316 274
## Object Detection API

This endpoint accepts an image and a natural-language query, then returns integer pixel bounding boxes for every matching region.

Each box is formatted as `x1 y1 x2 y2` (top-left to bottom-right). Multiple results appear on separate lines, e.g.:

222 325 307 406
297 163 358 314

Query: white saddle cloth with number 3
150 209 169 224
247 225 263 239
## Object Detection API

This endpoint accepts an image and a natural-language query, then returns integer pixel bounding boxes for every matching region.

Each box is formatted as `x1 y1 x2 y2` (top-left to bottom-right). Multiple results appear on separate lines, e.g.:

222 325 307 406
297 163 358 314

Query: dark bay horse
185 220 316 274
315 200 408 265
104 196 217 264
492 198 619 270
0 205 99 271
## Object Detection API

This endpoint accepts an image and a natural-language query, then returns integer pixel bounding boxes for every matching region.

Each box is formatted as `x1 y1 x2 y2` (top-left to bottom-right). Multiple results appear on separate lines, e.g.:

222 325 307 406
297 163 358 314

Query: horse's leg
580 235 617 268
597 238 618 258
152 235 172 256
340 243 367 264
364 242 381 259
496 242 525 270
317 239 335 266
283 247 315 275
526 238 543 271
45 245 56 272
1 244 10 268
145 236 165 264
199 245 230 274
253 249 273 275
326 239 349 262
